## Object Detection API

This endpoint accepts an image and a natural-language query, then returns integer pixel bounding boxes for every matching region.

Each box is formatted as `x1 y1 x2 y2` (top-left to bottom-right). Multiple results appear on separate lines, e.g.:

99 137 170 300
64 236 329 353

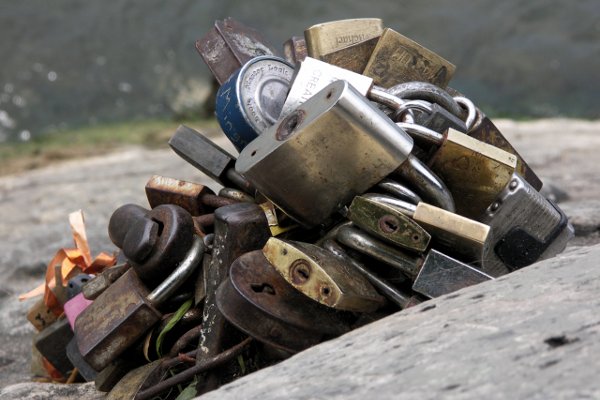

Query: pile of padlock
27 18 574 398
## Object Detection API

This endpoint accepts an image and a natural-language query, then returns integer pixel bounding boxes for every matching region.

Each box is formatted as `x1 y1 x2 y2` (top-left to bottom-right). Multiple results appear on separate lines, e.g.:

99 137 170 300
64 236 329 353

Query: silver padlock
215 56 294 151
280 57 419 120
236 80 414 227
480 173 574 277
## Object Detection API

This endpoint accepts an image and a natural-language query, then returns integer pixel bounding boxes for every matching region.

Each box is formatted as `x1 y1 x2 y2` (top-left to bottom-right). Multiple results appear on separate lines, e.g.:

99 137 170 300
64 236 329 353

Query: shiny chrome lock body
237 80 414 227
216 56 294 151
480 173 574 276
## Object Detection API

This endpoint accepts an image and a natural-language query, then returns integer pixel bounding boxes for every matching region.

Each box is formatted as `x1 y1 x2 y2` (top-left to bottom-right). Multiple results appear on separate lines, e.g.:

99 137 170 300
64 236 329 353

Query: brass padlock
425 128 518 219
445 86 543 191
337 225 492 298
347 195 431 253
469 111 544 191
320 36 379 73
362 193 490 264
196 18 279 85
236 80 414 227
363 28 456 88
304 18 383 60
262 237 385 312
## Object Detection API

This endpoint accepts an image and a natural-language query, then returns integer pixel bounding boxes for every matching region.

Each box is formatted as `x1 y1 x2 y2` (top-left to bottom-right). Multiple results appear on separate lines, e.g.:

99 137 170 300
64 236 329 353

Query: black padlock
109 203 195 283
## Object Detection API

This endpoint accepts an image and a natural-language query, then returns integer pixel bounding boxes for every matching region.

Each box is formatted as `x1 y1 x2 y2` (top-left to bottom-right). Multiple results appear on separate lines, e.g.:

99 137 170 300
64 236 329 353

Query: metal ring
385 81 463 118
453 96 477 131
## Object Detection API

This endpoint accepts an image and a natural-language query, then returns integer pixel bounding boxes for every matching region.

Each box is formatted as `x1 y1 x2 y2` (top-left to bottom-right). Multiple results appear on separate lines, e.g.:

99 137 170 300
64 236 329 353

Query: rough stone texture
198 244 600 400
0 119 599 396
0 382 103 400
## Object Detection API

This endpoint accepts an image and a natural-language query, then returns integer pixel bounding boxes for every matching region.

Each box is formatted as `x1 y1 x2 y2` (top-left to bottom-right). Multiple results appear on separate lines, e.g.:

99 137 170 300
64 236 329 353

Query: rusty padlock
74 235 204 371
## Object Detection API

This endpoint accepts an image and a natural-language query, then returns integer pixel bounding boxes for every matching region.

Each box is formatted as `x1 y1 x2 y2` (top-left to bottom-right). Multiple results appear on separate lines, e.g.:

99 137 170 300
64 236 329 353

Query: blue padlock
215 56 294 152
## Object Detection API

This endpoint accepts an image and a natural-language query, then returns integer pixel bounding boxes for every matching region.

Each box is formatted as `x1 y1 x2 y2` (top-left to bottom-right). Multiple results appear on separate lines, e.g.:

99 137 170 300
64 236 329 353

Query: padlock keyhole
251 283 276 295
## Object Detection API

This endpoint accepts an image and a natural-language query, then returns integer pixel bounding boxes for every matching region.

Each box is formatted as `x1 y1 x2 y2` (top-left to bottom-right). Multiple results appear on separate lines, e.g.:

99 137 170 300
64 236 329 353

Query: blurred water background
0 0 599 143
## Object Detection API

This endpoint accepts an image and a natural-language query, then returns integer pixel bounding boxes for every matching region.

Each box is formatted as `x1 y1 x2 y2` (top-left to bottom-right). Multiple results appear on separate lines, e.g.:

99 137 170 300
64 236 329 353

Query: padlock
390 123 518 219
479 173 574 277
218 187 255 203
304 18 383 60
215 56 294 151
196 18 279 85
82 262 130 301
283 36 307 64
347 195 431 253
237 80 433 228
444 86 543 191
216 249 352 354
262 237 385 312
319 36 380 74
423 128 519 220
74 235 204 371
168 125 255 194
65 273 92 300
469 110 544 191
64 275 94 329
33 317 74 377
144 175 217 216
109 203 195 283
363 28 456 88
272 60 455 212
337 225 492 298
280 56 425 120
362 193 490 264
321 239 422 309
196 202 272 392
27 298 59 332
66 338 97 382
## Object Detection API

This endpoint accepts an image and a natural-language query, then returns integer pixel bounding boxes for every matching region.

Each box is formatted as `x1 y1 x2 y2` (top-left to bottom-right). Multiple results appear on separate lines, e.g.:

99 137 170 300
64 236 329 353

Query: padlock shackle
147 235 204 305
395 154 456 212
377 178 422 205
336 224 421 280
322 239 416 309
453 96 477 131
385 81 463 118
395 122 444 145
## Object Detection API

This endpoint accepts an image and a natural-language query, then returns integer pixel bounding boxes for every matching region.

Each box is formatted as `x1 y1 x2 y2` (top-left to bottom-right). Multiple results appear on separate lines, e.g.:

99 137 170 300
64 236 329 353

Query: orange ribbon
19 210 116 316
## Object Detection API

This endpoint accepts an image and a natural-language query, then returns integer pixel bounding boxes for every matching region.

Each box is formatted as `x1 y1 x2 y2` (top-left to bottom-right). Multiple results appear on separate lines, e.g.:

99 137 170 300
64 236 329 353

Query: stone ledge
196 244 600 400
